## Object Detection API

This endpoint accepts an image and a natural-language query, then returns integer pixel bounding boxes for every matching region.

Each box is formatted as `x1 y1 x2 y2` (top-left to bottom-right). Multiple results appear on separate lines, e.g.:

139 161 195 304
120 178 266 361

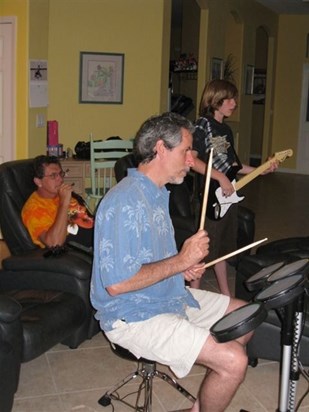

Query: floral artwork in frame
79 52 124 104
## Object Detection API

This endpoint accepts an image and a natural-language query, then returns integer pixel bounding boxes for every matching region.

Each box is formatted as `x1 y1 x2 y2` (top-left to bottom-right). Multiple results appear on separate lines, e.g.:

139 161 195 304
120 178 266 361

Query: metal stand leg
278 293 305 412
288 294 304 412
279 344 292 412
155 370 196 403
278 302 294 412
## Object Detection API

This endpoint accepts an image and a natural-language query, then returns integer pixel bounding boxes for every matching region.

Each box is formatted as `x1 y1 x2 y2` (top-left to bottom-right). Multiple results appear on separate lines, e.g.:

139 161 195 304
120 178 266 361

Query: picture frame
245 64 255 95
253 68 266 104
79 52 124 104
211 58 224 80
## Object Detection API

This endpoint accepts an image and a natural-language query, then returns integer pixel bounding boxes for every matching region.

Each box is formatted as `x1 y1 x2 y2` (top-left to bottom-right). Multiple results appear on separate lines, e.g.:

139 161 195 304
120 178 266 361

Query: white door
297 63 309 174
0 17 16 164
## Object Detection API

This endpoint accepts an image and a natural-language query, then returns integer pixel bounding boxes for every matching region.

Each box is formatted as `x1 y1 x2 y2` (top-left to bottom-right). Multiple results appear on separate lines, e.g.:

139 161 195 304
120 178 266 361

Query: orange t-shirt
22 191 94 248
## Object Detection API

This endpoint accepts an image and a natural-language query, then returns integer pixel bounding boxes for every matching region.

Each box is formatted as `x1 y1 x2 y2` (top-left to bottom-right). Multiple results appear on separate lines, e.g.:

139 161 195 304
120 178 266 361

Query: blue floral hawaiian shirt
90 169 199 332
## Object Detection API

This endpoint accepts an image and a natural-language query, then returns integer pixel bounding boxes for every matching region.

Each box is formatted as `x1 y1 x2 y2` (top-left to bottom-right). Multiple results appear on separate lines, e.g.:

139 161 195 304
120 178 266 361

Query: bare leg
190 261 231 296
214 260 231 296
193 335 248 411
190 277 201 289
189 298 251 411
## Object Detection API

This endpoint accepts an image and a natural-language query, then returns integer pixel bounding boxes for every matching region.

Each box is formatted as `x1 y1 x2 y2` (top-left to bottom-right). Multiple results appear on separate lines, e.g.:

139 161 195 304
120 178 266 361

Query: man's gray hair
134 112 194 164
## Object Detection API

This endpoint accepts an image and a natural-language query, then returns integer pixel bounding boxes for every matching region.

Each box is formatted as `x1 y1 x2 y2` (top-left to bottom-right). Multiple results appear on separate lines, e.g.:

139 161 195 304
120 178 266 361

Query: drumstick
199 148 214 230
202 237 268 269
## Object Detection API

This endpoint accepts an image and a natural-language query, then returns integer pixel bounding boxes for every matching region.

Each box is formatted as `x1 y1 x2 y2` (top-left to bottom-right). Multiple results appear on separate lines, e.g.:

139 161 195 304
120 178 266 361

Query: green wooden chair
88 137 133 211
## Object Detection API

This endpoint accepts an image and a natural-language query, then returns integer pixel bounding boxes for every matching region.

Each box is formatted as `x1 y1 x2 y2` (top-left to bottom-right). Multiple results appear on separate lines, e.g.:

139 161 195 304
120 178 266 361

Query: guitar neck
235 159 272 191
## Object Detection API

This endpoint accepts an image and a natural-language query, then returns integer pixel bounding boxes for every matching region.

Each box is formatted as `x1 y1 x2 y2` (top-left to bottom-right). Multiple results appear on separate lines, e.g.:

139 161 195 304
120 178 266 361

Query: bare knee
223 345 248 382
197 339 248 383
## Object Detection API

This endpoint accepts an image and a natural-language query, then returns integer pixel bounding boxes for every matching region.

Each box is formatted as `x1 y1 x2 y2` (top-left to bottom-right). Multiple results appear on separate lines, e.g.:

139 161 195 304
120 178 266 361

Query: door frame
296 63 309 175
0 16 16 164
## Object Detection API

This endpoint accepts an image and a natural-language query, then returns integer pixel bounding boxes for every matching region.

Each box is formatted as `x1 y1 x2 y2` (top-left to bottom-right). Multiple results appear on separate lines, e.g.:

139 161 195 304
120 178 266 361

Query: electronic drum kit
210 258 309 412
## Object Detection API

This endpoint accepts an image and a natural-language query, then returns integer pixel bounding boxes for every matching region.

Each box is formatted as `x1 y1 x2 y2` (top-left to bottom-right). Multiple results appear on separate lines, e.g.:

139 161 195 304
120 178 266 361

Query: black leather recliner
235 237 309 366
114 153 198 250
0 295 22 412
0 159 99 410
114 153 255 258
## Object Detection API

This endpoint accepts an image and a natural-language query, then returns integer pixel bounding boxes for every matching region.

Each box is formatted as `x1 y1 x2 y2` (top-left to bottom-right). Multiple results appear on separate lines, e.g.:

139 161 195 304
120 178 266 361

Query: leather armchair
114 154 255 255
0 295 22 412
235 237 309 366
0 159 99 408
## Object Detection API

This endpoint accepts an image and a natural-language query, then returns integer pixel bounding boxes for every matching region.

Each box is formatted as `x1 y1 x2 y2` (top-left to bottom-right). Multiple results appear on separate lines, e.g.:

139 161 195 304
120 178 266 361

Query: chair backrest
0 159 38 255
90 138 133 198
114 153 194 218
114 153 138 182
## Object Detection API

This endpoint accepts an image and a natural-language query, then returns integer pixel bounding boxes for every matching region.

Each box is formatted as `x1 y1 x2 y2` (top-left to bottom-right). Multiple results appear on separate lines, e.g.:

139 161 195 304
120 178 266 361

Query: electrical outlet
36 114 45 128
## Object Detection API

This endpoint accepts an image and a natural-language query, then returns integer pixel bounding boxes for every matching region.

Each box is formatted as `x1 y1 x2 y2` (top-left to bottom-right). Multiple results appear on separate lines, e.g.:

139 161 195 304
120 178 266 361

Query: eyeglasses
43 170 66 180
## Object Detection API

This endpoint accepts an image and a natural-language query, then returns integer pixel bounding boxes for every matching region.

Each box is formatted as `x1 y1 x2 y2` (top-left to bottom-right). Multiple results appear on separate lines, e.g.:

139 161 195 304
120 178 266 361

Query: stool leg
140 361 155 412
155 370 196 403
143 376 153 412
98 369 140 408
99 361 195 411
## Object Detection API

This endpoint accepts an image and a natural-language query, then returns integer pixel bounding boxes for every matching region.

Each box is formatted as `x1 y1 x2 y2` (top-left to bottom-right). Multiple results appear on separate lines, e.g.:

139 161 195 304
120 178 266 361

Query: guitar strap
230 143 243 172
203 117 242 173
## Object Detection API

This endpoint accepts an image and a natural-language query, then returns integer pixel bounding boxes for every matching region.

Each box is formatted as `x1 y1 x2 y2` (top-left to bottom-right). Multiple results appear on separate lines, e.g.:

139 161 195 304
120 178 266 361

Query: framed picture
79 52 124 104
245 64 255 95
211 58 223 80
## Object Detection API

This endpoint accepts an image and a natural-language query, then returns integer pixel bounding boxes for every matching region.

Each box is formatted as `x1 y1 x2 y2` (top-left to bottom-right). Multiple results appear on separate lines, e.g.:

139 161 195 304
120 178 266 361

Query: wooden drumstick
202 238 268 269
199 148 213 230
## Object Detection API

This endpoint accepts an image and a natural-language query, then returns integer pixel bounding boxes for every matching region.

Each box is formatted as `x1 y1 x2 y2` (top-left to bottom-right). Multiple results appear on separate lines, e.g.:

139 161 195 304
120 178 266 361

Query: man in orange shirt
22 155 93 249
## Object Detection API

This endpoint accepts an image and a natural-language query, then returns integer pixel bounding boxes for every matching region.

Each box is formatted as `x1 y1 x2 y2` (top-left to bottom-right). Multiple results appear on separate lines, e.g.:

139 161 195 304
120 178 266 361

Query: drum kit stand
200 153 309 411
210 258 309 412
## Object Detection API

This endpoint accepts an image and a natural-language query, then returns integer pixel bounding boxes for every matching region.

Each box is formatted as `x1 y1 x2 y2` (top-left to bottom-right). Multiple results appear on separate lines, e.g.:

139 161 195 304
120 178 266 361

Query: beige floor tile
226 383 267 412
11 395 63 412
8 171 309 411
15 355 57 398
47 346 137 393
244 361 309 411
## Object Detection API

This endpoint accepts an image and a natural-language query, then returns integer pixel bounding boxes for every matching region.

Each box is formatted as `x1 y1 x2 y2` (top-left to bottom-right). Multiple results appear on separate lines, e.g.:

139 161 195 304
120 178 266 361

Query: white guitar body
214 180 245 219
210 148 293 220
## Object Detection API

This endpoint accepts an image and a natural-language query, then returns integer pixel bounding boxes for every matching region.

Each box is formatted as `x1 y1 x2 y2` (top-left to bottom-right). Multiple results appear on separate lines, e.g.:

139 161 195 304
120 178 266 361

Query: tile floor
1 171 309 412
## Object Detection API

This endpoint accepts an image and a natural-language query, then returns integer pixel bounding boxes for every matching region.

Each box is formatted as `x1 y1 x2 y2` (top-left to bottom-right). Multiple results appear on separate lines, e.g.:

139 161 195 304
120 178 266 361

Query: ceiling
254 0 309 14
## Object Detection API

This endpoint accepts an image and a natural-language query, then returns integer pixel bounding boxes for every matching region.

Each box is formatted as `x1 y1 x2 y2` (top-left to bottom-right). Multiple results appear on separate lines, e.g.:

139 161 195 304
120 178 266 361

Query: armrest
257 236 309 255
2 249 92 280
0 295 23 409
0 295 22 323
0 250 92 305
0 295 23 358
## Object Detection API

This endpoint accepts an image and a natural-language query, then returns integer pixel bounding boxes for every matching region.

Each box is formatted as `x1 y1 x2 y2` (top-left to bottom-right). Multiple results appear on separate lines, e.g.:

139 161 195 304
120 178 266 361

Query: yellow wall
0 0 29 158
43 0 168 156
2 0 308 172
272 15 309 169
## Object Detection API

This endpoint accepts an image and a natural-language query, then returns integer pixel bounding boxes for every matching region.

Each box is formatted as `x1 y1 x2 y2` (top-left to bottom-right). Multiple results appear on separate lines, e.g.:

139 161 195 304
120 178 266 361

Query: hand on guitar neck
207 149 293 220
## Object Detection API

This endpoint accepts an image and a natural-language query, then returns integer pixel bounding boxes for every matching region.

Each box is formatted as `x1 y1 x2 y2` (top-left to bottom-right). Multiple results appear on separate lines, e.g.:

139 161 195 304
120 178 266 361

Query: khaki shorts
106 288 229 378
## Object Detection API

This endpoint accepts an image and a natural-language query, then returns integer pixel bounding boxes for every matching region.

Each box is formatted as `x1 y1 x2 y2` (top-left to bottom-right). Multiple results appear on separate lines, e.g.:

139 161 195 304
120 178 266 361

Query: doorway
0 17 16 164
297 63 309 174
250 26 268 166
169 0 200 122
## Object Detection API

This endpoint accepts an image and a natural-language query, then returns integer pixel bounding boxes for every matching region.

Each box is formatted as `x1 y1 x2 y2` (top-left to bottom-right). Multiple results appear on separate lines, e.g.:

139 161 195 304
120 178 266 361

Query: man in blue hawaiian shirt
91 112 251 412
